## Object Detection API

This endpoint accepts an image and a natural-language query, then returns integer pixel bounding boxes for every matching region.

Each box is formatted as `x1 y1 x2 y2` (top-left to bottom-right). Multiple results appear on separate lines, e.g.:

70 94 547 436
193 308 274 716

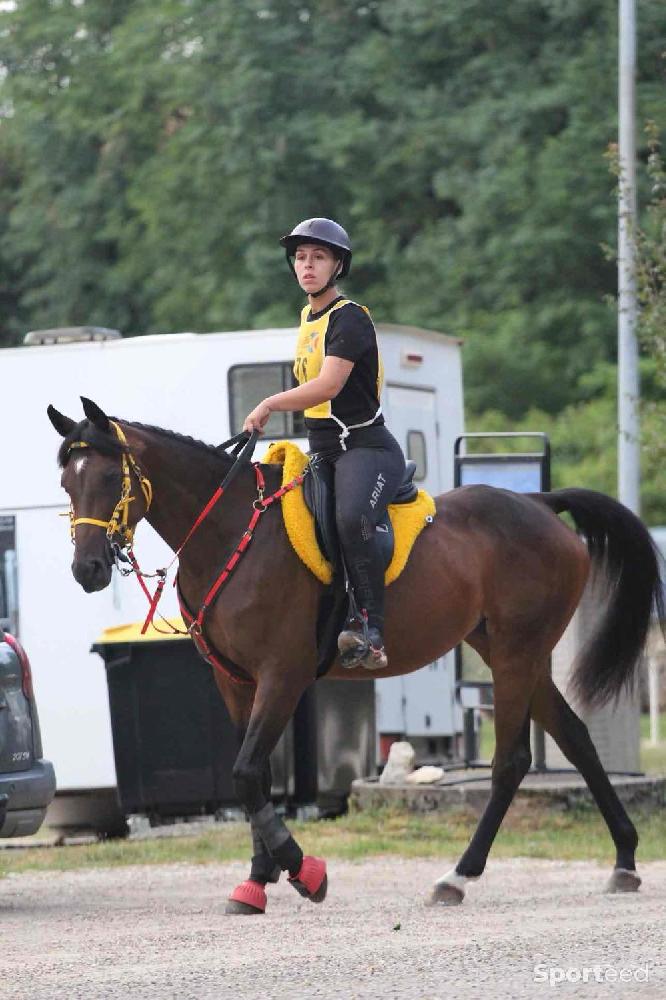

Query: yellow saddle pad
264 441 436 586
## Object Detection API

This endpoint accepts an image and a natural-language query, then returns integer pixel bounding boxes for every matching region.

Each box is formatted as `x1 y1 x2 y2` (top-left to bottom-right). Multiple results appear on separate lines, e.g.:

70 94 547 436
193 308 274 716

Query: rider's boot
338 620 388 671
360 626 388 671
338 622 365 668
338 547 388 670
338 615 365 665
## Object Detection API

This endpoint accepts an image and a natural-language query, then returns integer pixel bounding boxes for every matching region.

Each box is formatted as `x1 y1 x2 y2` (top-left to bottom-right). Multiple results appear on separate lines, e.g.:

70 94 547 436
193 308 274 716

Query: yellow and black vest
293 298 384 446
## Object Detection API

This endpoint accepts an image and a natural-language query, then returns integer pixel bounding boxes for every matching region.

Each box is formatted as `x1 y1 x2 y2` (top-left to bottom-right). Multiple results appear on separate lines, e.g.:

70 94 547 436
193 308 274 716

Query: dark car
0 628 56 836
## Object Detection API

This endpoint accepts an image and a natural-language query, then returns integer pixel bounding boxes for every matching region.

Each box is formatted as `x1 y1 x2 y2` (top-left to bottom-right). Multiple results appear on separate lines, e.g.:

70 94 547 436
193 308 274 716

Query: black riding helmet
280 217 352 297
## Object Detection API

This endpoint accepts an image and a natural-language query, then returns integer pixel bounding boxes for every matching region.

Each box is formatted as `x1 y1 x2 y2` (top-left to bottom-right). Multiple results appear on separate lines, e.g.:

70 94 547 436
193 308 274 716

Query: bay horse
48 398 663 912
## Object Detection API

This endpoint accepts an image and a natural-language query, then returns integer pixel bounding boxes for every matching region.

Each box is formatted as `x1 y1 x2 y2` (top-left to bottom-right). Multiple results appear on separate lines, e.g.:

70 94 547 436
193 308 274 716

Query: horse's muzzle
72 556 112 593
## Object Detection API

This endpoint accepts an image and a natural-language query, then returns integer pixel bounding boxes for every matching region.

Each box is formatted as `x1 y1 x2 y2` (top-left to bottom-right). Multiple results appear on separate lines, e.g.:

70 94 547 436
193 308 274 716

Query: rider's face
293 243 340 294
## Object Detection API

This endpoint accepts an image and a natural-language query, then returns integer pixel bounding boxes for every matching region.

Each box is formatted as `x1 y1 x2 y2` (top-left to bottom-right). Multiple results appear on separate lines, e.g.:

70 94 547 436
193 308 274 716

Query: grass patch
477 715 495 762
477 712 666 774
640 711 666 775
1 805 665 879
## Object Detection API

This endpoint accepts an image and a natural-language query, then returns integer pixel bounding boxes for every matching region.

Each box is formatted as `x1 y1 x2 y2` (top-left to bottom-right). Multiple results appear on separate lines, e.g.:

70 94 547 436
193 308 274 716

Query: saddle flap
303 457 340 567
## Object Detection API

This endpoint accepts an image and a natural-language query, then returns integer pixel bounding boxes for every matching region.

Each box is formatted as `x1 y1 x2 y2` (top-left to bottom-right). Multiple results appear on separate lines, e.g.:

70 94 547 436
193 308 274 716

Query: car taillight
3 633 34 700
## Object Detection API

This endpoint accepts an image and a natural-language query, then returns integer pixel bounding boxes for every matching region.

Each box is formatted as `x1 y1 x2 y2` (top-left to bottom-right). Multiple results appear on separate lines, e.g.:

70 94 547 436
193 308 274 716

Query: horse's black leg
228 678 327 914
226 760 281 916
249 762 282 883
531 676 640 893
431 673 533 906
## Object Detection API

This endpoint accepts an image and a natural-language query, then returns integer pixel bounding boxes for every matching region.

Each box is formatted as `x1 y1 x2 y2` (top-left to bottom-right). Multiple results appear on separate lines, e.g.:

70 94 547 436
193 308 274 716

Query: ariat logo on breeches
369 473 386 509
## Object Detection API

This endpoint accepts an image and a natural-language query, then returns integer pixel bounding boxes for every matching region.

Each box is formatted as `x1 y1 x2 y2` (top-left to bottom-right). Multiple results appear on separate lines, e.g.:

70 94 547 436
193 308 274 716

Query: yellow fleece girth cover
263 441 435 586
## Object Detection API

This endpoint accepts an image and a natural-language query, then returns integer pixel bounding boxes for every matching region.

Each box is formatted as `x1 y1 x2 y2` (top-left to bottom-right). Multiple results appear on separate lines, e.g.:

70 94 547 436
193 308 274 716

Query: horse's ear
80 396 110 433
47 404 76 437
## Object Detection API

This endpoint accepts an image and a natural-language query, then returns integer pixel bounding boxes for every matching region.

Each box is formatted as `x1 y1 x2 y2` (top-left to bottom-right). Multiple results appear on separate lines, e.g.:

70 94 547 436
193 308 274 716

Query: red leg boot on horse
227 678 327 914
216 667 327 916
226 763 282 915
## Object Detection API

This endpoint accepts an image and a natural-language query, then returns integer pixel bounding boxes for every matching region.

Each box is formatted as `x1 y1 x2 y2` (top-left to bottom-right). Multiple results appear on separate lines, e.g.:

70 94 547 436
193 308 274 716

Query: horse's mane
119 420 226 461
57 418 227 467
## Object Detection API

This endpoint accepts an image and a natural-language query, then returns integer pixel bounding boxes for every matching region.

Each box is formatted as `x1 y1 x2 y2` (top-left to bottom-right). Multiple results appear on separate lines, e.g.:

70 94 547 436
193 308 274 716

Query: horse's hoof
225 898 265 915
606 868 641 894
289 856 328 903
310 872 328 903
226 879 267 914
429 880 465 906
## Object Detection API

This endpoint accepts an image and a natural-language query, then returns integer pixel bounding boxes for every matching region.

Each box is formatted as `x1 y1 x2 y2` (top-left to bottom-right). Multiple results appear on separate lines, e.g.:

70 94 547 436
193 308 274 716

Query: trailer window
228 364 306 439
0 516 16 632
406 430 427 481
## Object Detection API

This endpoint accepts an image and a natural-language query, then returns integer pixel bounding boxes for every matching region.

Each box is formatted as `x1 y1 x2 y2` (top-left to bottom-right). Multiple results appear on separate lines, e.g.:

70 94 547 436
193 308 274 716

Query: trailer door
377 386 458 745
0 517 18 635
384 385 440 494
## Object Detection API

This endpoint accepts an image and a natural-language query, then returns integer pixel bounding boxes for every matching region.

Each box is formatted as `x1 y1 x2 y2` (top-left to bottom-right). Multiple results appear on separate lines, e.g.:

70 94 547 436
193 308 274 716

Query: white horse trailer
0 324 464 821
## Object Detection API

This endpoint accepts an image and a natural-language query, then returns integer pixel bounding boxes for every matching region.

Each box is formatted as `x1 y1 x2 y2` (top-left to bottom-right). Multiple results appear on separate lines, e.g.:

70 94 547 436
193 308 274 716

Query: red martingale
228 880 268 913
177 589 253 686
184 464 305 635
133 461 306 683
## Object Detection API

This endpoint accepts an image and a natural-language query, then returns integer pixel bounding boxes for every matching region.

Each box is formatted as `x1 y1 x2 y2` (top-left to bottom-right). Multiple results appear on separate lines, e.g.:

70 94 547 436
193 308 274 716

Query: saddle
303 456 419 572
262 440 436 678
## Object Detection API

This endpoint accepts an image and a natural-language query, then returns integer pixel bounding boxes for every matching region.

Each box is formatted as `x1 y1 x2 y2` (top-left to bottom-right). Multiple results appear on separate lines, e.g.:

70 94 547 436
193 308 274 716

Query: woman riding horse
242 218 405 671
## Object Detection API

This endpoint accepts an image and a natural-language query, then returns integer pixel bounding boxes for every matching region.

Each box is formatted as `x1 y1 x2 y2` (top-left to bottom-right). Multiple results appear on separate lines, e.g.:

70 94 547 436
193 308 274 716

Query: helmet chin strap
308 274 337 299
310 270 339 298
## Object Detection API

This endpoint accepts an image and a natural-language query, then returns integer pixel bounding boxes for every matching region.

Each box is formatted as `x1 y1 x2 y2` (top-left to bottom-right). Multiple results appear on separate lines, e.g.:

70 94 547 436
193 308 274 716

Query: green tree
634 120 666 487
1 0 665 438
467 363 665 525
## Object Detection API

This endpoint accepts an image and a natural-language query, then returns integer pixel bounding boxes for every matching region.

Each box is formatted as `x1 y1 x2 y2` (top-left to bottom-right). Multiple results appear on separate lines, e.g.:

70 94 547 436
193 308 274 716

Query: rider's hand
243 400 272 434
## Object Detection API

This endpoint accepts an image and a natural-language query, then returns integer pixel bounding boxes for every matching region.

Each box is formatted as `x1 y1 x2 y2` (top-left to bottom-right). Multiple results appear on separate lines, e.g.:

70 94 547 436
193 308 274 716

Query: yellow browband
67 421 153 548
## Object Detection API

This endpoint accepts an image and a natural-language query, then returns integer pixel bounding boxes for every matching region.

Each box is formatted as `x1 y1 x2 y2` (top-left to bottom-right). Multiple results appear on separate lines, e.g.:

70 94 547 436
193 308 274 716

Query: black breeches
320 432 405 631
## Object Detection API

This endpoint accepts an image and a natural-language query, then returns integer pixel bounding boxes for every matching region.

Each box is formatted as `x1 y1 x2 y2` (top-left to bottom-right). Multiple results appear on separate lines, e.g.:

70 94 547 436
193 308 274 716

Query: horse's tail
533 488 665 709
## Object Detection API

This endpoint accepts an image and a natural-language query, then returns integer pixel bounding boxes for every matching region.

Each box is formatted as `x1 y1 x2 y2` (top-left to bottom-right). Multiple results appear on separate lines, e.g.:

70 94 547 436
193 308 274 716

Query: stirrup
338 625 388 671
337 627 369 669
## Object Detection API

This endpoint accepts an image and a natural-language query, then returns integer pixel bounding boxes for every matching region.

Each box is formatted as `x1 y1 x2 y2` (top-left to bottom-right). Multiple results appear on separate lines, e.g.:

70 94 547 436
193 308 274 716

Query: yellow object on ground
94 620 188 644
264 441 436 586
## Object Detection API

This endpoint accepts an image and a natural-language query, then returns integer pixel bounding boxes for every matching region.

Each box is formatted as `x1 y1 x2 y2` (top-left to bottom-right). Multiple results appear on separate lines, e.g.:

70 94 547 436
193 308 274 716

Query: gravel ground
1 857 665 1000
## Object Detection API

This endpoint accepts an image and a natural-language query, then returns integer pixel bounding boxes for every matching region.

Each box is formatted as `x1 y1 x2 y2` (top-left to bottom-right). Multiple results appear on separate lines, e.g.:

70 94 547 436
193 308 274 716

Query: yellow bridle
66 421 153 548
